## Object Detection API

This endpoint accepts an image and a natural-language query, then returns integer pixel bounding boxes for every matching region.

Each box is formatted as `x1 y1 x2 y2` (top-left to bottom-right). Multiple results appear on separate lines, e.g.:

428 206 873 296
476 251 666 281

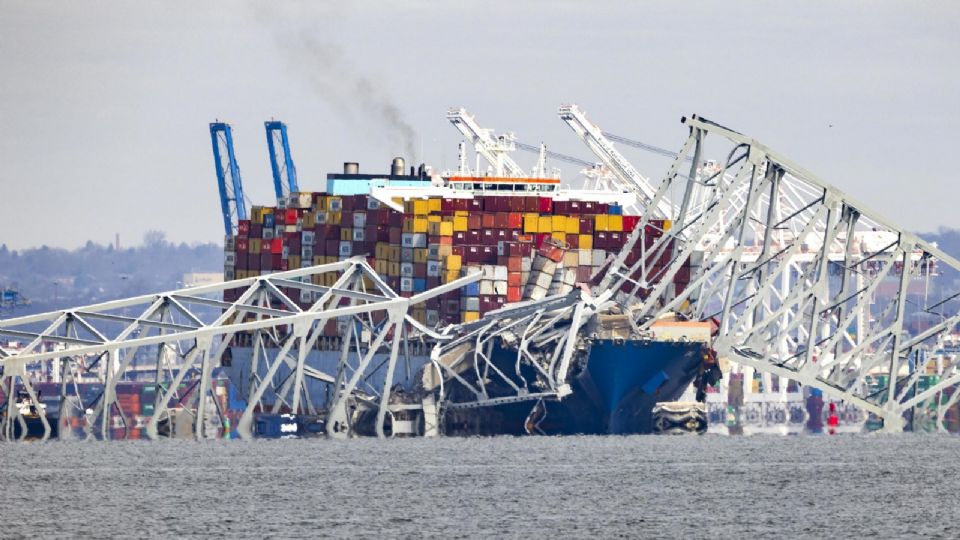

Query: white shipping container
224 268 236 281
352 228 365 242
301 246 314 259
400 262 414 277
493 266 508 281
281 246 290 259
300 289 312 303
401 233 414 247
482 265 496 279
562 268 578 286
426 309 439 326
367 198 381 210
328 198 343 212
427 261 441 277
521 257 532 272
463 297 480 312
480 280 494 295
353 212 367 228
578 249 592 266
411 233 427 248
400 277 414 292
535 271 553 289
315 212 327 225
494 281 508 295
302 230 315 244
339 241 352 257
401 247 414 262
224 236 235 250
224 251 237 266
592 250 607 267
263 229 275 240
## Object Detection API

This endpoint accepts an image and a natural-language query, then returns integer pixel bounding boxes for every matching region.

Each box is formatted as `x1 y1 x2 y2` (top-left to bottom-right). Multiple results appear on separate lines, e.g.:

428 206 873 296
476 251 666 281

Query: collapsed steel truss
4 110 960 439
0 258 479 441
601 114 960 431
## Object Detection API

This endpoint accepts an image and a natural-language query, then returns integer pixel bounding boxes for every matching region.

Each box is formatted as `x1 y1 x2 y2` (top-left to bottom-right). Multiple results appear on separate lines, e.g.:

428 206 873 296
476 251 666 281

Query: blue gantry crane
210 122 248 236
264 120 299 202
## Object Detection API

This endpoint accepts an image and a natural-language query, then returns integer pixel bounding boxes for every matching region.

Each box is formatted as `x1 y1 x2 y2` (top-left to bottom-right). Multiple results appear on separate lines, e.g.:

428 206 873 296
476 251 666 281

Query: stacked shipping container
224 192 694 332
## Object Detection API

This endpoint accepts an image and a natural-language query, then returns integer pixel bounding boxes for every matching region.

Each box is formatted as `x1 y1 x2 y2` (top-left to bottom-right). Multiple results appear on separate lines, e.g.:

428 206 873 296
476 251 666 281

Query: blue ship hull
442 339 709 436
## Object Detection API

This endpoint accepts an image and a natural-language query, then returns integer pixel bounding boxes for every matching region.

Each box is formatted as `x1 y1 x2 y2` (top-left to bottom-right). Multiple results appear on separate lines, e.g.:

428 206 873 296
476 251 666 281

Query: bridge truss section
0 258 479 441
602 114 960 432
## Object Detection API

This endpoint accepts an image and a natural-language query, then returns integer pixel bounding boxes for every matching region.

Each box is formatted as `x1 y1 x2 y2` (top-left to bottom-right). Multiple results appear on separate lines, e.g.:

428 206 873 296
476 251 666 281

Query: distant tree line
0 231 222 317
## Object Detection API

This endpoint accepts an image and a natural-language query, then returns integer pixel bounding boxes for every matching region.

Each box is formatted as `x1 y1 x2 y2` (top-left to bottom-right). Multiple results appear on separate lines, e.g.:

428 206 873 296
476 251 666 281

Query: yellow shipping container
551 215 566 233
428 221 441 236
446 254 462 271
428 198 442 214
608 215 623 232
438 244 453 257
413 217 429 233
462 311 480 323
389 246 401 261
402 218 414 233
327 212 341 225
413 199 429 216
314 196 327 211
552 232 566 244
340 228 353 241
314 256 324 266
454 210 469 217
289 255 301 268
414 248 429 263
523 213 540 233
453 216 469 232
443 269 460 283
440 221 454 236
538 216 553 233
427 214 441 223
249 238 262 254
302 212 316 228
312 274 322 285
565 216 580 234
579 234 593 250
388 262 401 277
326 256 338 264
595 214 609 232
663 219 672 231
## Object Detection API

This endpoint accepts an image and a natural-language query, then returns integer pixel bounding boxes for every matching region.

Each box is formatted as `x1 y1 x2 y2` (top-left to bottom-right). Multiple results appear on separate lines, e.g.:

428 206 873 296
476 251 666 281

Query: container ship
221 157 719 436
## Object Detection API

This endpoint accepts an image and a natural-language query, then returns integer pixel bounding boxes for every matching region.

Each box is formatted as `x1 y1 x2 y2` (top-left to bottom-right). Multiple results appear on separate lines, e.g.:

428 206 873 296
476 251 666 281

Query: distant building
182 272 223 288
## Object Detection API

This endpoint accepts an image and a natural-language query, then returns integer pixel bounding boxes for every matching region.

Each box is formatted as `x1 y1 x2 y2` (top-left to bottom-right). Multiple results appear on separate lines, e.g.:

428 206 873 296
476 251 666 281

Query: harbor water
3 435 959 538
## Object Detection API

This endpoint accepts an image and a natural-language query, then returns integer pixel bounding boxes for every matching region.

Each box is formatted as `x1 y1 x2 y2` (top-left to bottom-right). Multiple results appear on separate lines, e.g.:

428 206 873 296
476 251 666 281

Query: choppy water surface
4 435 959 539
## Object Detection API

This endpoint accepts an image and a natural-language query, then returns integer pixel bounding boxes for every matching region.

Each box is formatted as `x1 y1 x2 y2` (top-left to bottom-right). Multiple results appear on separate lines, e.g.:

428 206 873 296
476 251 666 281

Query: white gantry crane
446 107 526 177
558 104 675 219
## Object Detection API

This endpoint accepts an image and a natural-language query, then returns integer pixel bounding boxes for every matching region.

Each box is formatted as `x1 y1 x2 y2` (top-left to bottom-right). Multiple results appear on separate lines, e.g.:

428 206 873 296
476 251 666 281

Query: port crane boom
210 122 247 236
447 108 525 177
265 120 299 202
559 104 674 218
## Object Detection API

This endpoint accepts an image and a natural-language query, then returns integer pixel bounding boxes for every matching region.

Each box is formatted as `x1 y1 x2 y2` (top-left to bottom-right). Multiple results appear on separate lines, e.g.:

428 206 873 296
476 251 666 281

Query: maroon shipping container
236 237 249 253
454 231 467 245
389 227 402 244
481 245 497 263
467 230 481 244
413 263 427 278
524 196 539 212
579 217 594 234
238 220 251 235
482 229 497 245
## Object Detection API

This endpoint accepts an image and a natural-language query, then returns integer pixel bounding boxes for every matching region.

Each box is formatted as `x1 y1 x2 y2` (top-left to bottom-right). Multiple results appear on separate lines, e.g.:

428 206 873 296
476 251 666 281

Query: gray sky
1 1 958 249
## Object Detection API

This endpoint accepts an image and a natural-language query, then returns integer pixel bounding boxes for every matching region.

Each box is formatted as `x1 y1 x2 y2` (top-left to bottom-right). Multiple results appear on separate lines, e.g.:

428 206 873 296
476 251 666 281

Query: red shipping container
506 287 522 303
493 213 509 229
538 197 553 213
271 238 283 254
508 271 523 287
238 220 251 235
468 214 482 230
482 213 495 229
508 197 525 212
507 257 522 272
524 196 539 212
534 233 551 249
285 209 298 224
507 212 523 229
567 235 579 249
623 215 641 232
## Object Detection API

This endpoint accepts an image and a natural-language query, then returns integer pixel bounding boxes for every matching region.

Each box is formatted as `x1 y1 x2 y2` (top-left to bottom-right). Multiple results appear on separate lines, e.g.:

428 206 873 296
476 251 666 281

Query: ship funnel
391 157 405 176
344 162 359 174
